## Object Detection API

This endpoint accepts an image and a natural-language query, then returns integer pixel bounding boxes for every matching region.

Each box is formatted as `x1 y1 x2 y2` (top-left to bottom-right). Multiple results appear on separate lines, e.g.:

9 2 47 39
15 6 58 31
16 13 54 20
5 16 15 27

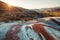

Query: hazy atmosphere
1 0 60 9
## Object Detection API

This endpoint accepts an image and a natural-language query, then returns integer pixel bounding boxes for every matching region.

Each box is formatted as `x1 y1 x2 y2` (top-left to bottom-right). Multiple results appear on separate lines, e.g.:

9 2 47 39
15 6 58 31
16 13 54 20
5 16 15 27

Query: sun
1 0 17 6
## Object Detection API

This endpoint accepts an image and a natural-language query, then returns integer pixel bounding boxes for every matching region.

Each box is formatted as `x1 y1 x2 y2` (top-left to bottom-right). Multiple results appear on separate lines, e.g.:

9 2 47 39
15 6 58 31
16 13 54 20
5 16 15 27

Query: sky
1 0 60 9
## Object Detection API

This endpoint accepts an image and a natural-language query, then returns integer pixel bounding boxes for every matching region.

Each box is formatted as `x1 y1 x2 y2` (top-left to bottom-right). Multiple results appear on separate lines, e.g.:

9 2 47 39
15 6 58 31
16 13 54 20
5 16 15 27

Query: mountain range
0 1 60 22
33 7 60 17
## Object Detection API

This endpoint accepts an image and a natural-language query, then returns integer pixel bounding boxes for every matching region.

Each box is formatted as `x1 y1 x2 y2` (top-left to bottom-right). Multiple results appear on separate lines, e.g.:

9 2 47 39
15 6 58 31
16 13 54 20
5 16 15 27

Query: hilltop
0 1 41 22
0 1 60 22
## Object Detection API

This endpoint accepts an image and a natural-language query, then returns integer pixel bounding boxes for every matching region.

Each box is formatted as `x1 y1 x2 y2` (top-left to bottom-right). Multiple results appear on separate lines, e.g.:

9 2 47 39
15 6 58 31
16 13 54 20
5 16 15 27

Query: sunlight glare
1 0 17 6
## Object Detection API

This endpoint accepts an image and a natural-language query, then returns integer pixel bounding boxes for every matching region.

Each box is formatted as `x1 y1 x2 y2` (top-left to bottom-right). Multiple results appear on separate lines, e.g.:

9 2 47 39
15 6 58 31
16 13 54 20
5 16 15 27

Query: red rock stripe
51 18 60 26
39 24 60 31
5 25 21 40
32 24 56 40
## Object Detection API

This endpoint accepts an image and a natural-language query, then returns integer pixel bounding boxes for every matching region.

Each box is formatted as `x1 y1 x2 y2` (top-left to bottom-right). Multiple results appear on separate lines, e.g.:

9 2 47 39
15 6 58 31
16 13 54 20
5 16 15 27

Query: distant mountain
43 7 60 17
0 1 42 22
33 7 60 17
0 1 60 22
